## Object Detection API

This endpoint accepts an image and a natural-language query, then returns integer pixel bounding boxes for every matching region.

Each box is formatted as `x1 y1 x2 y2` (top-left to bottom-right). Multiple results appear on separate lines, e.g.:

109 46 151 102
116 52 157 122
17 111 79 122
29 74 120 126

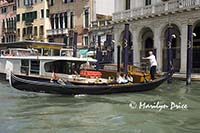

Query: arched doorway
193 22 200 73
162 24 181 72
119 31 133 64
139 27 155 57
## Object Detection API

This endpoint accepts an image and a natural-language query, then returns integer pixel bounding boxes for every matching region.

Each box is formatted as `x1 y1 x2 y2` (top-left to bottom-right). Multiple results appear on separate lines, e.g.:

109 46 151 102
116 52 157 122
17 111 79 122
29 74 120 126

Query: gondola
10 72 171 95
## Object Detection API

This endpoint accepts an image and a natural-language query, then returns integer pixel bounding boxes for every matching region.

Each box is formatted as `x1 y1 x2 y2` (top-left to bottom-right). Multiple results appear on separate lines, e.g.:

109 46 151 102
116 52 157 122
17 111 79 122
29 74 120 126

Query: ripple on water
0 80 200 132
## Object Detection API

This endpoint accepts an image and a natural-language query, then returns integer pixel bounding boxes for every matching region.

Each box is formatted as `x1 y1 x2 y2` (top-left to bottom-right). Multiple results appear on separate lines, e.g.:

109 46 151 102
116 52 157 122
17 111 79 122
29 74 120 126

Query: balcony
113 0 200 21
24 34 33 40
25 18 34 25
91 19 113 31
2 28 16 34
47 28 68 36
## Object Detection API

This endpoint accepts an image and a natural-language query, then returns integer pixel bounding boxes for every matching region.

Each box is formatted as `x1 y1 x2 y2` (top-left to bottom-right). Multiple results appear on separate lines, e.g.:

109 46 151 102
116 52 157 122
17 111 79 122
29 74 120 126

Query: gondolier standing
142 51 157 80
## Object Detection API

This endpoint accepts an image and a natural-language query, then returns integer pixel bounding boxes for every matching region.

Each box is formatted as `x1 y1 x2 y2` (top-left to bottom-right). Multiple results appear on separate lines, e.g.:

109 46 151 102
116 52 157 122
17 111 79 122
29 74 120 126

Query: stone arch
138 27 155 59
161 23 181 72
192 20 200 73
119 30 133 64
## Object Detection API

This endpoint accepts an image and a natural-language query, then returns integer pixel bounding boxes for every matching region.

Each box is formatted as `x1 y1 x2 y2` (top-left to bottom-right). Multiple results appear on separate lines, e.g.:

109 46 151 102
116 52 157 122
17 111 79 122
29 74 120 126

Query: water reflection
0 80 199 133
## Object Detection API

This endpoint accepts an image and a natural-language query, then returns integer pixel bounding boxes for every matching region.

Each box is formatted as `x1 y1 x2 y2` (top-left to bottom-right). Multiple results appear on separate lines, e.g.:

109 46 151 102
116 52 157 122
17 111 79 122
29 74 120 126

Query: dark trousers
150 66 156 80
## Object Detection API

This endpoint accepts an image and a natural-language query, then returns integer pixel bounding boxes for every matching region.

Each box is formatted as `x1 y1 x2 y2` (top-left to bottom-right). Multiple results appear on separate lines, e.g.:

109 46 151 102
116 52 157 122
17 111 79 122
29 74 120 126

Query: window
17 0 20 7
145 0 151 6
39 25 44 35
17 29 20 37
41 9 44 18
60 14 63 29
1 7 7 13
34 26 37 35
17 14 20 22
2 20 5 29
50 17 54 29
125 0 130 10
48 0 55 6
46 9 49 17
21 59 29 75
70 12 74 29
23 28 26 37
84 36 89 46
13 5 17 11
64 0 75 4
27 26 32 35
30 60 40 74
84 9 89 28
55 15 59 29
24 0 37 6
63 36 69 45
64 12 68 28
22 11 37 21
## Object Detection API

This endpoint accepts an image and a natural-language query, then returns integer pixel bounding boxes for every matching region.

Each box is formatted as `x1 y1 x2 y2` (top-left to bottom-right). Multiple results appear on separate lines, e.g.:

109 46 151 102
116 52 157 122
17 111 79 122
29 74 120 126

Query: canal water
0 80 199 133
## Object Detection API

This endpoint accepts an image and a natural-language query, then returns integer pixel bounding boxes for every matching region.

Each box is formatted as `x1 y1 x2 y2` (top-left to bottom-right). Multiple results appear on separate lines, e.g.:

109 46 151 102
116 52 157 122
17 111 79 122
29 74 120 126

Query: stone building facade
113 0 200 73
16 0 50 42
47 0 115 48
0 0 16 43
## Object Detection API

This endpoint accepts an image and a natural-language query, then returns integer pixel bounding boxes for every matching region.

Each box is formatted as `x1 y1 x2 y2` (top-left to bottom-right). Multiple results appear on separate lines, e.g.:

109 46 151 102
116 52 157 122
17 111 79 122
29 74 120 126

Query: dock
172 73 200 81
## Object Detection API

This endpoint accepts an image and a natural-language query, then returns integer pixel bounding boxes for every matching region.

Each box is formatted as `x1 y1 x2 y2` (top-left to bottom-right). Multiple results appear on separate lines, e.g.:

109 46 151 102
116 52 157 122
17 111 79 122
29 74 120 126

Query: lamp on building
192 33 197 37
172 34 176 38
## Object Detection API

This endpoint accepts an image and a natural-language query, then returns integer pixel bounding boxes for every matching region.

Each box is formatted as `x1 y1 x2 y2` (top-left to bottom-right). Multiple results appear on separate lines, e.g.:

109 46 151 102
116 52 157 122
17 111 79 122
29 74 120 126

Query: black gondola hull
10 73 171 95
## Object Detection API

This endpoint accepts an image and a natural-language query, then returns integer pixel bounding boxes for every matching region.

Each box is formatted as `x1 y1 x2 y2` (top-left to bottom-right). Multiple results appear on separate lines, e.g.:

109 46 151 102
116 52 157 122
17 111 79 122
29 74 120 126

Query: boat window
44 60 83 74
30 60 40 74
21 59 29 75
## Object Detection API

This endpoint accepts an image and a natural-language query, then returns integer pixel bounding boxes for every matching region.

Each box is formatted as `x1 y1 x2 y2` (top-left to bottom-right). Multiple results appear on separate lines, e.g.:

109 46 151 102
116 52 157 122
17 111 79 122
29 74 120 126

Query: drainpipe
96 47 100 70
73 32 77 57
117 45 121 73
167 24 173 83
124 24 129 74
107 34 112 62
186 24 193 85
98 35 102 62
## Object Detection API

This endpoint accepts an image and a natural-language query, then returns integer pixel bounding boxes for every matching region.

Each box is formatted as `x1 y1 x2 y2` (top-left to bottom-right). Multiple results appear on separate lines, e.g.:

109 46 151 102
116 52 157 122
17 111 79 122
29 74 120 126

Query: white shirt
146 55 157 67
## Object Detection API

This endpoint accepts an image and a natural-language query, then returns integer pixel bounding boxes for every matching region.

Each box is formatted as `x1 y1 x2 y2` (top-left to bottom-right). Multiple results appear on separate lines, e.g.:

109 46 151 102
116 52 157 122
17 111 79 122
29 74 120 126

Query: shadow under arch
161 23 181 72
192 20 200 73
138 27 155 57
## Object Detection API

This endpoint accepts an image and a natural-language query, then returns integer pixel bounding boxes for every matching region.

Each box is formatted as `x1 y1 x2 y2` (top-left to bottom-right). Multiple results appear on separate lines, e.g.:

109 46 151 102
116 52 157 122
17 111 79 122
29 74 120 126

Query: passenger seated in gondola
50 72 59 83
116 73 128 84
126 74 134 83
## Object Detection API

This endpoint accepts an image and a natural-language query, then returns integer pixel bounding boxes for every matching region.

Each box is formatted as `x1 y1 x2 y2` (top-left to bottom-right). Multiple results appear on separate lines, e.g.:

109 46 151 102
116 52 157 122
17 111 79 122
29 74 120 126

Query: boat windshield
44 60 95 75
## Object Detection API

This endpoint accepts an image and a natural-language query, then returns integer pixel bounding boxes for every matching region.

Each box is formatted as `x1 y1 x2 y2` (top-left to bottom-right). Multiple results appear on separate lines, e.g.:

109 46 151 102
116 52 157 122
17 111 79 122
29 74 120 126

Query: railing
91 19 112 28
113 0 199 21
47 28 68 36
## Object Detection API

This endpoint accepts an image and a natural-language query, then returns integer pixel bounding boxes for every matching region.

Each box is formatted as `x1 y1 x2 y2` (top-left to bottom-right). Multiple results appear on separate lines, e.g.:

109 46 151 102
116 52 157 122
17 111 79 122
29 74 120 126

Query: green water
0 80 199 133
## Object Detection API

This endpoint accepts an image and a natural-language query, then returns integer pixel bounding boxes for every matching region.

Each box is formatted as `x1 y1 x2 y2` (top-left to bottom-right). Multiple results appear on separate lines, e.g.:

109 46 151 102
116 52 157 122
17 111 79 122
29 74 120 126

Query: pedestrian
142 51 157 80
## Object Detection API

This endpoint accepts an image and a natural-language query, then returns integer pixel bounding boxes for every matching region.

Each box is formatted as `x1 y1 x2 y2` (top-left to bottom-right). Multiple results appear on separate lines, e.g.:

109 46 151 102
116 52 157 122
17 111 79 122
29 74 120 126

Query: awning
78 49 88 55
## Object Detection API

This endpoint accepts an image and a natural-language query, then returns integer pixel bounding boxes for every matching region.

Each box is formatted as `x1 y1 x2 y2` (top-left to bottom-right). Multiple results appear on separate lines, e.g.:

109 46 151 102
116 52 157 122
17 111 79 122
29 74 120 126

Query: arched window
145 0 151 6
125 0 130 10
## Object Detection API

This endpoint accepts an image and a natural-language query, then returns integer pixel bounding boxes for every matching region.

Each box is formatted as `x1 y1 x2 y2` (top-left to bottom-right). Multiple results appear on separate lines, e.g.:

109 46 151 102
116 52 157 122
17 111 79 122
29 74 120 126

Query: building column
180 23 188 73
58 15 60 29
154 27 162 72
132 29 140 67
54 15 56 29
62 13 65 29
68 12 71 29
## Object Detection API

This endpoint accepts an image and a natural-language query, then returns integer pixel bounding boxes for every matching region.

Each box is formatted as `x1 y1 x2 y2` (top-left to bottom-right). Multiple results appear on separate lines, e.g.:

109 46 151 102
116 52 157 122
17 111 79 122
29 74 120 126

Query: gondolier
142 51 157 80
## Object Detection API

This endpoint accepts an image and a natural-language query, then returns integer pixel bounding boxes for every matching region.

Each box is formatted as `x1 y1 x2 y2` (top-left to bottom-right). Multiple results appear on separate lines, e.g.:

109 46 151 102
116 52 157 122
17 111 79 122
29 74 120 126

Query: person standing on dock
142 51 157 80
